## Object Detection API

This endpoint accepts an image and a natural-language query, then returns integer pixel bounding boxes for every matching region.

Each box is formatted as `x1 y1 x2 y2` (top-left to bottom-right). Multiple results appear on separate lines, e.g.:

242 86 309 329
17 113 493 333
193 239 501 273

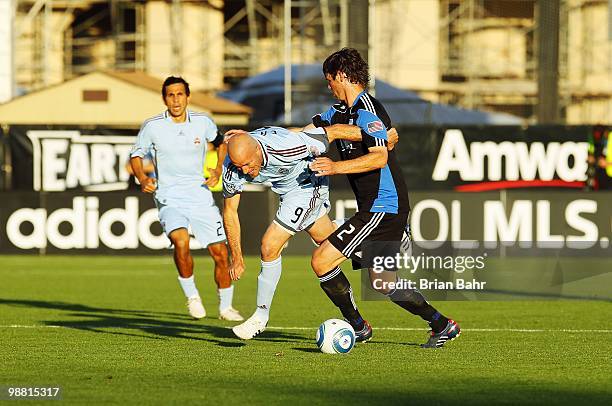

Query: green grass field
0 255 610 405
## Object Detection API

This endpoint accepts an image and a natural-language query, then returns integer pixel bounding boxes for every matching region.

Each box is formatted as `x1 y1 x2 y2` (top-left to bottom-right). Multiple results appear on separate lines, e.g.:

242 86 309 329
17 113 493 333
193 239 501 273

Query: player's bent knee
172 237 189 252
260 239 283 261
208 241 228 256
169 229 189 248
208 242 229 263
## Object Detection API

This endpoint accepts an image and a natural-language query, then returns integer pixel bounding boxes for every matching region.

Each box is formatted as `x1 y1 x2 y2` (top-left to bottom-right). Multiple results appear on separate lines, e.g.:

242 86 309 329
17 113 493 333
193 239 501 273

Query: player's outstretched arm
223 194 246 280
310 146 388 176
129 156 156 193
324 124 398 150
323 124 362 142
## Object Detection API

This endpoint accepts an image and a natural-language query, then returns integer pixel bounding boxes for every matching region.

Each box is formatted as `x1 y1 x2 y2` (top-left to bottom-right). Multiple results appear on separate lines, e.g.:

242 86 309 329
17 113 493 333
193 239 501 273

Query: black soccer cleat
420 319 460 348
354 320 373 343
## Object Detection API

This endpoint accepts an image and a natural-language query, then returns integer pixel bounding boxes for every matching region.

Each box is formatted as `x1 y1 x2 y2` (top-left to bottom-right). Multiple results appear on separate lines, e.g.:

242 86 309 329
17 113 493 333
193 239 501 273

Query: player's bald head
227 132 259 164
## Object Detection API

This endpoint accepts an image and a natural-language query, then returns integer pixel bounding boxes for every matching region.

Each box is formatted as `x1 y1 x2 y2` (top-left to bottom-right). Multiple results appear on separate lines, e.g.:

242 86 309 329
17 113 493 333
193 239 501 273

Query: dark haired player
307 49 460 348
130 76 243 322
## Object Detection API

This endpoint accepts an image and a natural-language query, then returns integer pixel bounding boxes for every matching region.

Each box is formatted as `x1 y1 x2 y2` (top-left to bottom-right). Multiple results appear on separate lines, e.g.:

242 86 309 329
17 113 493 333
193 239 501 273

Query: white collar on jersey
163 109 192 123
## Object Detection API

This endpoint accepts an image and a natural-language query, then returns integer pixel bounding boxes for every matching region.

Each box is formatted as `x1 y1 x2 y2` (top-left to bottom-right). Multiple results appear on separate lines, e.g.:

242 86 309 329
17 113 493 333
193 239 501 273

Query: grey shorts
273 184 331 235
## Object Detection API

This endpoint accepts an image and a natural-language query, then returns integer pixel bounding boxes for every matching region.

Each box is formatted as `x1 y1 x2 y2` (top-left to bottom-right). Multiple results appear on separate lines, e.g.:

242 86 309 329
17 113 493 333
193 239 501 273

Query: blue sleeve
222 156 246 198
356 109 387 149
130 122 153 158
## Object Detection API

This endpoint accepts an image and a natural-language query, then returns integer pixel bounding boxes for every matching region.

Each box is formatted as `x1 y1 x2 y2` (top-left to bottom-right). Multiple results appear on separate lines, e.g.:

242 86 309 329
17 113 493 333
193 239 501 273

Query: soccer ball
315 319 355 354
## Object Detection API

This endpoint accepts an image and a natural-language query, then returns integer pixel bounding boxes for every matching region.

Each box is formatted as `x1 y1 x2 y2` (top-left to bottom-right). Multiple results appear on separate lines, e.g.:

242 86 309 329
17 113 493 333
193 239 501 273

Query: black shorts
327 211 409 268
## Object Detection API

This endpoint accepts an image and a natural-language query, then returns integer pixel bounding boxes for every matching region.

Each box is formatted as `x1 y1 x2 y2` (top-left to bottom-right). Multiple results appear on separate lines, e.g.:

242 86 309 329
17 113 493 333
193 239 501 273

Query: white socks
178 275 200 299
179 275 236 312
218 285 235 312
254 256 283 323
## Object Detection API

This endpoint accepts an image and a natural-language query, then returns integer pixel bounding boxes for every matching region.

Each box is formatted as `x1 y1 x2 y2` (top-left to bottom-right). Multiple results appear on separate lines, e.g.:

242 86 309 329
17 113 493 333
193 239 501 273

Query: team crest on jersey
367 121 384 133
194 137 201 145
278 168 290 175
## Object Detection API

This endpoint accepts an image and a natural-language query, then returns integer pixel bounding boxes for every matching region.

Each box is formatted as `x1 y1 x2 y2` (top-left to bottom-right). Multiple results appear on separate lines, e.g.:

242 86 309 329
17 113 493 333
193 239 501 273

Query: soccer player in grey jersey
130 76 243 322
223 126 373 340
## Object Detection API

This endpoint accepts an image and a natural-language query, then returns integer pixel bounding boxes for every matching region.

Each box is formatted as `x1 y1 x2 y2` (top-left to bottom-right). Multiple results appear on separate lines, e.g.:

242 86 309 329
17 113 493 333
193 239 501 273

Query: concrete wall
375 0 439 92
462 22 527 79
14 9 71 91
0 0 13 103
145 0 224 91
566 0 612 123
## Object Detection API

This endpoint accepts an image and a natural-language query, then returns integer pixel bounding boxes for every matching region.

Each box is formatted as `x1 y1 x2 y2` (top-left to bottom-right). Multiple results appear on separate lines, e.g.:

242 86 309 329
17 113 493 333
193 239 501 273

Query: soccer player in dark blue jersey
309 48 460 348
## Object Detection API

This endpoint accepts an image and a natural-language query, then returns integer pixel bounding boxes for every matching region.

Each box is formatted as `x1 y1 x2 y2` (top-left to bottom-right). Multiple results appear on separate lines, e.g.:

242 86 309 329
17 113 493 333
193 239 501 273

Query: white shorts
157 202 226 247
274 184 330 235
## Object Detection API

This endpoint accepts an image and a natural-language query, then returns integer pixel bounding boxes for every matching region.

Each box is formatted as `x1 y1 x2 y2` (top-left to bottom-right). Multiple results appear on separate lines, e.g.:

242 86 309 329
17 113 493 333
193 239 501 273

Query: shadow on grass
364 340 422 347
0 298 305 346
250 381 612 405
292 347 320 353
292 340 422 353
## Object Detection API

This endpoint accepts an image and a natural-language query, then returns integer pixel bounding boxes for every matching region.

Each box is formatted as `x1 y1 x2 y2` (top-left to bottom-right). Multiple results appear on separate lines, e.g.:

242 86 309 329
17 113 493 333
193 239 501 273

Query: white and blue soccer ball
315 319 355 354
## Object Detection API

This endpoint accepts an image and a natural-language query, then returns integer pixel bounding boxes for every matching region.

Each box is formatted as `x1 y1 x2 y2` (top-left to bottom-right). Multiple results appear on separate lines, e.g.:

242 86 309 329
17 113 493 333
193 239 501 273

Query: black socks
319 267 365 331
388 288 449 333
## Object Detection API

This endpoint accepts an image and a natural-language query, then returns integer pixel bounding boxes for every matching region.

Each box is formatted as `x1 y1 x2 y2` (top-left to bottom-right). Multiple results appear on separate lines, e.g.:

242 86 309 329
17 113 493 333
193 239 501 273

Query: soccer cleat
186 296 206 319
219 307 245 322
420 319 460 348
232 314 267 340
354 320 373 343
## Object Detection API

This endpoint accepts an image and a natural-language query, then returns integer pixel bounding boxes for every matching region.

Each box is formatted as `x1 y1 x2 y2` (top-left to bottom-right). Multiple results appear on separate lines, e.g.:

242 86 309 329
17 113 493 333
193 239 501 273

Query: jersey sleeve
130 121 153 158
356 109 388 149
312 106 335 127
202 116 220 143
297 127 329 157
222 156 247 198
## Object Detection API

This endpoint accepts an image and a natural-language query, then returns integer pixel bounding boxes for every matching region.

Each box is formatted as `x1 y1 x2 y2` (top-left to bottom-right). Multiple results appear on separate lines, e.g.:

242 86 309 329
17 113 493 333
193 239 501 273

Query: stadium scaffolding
3 0 612 124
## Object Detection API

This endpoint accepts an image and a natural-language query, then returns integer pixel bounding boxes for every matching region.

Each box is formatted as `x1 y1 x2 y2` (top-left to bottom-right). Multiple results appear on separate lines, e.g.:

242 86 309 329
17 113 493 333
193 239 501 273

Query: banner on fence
1 190 609 255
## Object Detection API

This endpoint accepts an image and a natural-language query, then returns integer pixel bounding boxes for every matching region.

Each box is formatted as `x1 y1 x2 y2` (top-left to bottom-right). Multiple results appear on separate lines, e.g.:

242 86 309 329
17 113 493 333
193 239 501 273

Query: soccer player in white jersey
223 126 378 341
130 76 243 322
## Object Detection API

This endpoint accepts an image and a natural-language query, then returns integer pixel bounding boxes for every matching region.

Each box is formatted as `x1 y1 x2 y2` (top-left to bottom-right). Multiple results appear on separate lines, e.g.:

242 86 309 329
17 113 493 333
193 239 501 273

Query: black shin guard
389 288 448 333
319 267 364 331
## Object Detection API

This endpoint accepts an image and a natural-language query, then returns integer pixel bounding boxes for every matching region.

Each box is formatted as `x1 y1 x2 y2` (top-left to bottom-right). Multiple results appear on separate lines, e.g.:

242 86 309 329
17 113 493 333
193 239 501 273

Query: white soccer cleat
219 307 245 321
232 314 267 340
186 296 206 319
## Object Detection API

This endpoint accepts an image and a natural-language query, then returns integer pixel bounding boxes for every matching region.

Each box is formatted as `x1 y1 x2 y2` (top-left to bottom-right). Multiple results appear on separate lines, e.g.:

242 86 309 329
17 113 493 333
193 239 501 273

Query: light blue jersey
222 126 331 234
131 110 219 206
222 126 329 198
